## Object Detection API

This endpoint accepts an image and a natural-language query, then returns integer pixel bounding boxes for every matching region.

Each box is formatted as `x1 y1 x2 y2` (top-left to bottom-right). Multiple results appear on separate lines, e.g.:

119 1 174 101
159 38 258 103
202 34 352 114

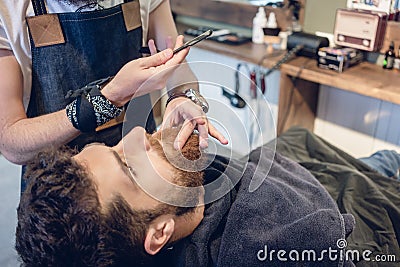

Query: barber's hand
101 36 189 107
161 97 228 149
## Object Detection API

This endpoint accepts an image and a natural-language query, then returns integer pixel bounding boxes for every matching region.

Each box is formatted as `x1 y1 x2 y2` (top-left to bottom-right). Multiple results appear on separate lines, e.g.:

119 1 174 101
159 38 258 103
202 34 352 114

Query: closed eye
110 150 137 185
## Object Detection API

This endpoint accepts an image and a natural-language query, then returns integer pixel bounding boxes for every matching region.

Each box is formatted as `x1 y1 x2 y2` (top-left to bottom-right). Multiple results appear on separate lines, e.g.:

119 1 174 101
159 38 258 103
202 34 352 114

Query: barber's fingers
174 116 207 150
173 35 185 49
148 35 184 56
187 120 229 149
165 36 174 49
140 48 173 68
163 35 188 67
144 36 188 72
196 123 210 149
207 123 229 145
148 39 158 55
174 118 228 149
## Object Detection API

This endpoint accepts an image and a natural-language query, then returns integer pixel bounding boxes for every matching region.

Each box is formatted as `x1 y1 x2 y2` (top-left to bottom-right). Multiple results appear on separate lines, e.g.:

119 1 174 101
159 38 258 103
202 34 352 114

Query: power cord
262 44 304 77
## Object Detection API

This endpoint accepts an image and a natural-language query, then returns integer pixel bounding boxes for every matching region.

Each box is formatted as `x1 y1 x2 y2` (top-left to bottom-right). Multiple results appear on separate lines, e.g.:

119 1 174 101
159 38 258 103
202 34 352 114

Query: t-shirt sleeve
149 0 164 13
0 19 11 50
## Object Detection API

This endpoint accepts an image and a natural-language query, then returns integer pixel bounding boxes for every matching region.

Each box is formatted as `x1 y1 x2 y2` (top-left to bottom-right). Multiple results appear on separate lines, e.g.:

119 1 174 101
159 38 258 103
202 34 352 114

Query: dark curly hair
16 131 204 267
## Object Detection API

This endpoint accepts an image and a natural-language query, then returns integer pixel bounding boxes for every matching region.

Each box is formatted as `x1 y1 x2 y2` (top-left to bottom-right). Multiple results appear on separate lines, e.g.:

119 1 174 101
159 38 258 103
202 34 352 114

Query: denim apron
22 0 156 191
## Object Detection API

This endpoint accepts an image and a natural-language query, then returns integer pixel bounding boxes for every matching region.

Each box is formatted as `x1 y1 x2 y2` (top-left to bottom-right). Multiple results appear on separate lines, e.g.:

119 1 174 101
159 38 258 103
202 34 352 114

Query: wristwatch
166 88 209 113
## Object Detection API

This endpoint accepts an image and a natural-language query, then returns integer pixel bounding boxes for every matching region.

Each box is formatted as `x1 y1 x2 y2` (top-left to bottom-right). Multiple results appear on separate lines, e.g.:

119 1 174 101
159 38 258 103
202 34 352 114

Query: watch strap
166 89 209 113
166 91 188 106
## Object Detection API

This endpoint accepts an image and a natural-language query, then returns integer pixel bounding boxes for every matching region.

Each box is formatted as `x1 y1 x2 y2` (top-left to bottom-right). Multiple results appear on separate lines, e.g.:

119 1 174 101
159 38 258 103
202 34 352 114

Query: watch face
183 89 209 113
185 89 196 97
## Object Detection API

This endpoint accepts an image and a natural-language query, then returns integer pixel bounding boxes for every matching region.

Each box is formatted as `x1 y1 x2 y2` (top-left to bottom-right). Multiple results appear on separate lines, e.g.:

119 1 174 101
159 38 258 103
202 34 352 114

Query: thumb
141 48 173 68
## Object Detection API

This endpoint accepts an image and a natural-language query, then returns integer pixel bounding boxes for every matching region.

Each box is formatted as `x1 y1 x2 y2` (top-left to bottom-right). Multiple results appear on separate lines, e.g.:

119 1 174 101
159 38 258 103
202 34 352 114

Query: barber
0 0 227 190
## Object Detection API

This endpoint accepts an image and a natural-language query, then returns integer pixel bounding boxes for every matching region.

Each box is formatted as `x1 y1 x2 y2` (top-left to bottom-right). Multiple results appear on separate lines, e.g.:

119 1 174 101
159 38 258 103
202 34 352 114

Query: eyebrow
110 149 137 185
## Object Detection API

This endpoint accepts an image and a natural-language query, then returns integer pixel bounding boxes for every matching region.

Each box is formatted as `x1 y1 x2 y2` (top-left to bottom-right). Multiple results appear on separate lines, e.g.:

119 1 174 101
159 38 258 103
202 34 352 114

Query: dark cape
273 127 400 266
157 143 355 266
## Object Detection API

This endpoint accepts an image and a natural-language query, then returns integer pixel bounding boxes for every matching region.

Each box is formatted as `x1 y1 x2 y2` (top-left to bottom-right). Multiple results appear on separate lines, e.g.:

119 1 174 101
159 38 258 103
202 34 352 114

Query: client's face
74 127 204 238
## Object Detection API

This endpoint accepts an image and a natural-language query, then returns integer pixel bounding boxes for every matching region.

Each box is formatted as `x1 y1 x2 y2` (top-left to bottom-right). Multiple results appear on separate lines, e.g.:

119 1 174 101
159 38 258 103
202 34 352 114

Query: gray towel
218 148 354 266
171 148 355 267
274 127 400 266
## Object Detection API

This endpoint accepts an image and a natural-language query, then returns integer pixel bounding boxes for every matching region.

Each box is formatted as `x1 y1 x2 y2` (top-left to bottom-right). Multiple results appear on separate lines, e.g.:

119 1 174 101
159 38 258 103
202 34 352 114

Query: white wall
186 48 280 157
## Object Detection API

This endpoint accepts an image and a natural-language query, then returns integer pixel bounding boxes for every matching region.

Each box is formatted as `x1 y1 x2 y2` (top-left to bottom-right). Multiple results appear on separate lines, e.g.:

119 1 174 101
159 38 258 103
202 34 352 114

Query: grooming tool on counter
185 27 251 45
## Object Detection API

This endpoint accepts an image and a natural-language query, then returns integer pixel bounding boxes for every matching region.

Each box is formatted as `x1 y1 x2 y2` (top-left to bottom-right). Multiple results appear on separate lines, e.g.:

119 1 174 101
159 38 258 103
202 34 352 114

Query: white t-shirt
0 0 163 109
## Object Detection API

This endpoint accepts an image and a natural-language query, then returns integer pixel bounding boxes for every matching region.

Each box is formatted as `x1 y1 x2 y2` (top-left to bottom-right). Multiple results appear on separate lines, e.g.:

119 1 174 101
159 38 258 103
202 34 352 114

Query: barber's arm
147 0 228 149
0 49 79 165
0 45 187 165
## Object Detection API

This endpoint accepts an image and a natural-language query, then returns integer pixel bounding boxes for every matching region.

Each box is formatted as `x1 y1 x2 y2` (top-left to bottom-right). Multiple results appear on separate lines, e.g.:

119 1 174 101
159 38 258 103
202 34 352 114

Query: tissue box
317 47 363 72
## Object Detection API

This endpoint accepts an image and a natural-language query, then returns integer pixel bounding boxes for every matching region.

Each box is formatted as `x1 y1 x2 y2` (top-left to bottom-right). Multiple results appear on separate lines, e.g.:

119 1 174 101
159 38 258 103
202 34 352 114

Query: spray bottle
252 7 267 44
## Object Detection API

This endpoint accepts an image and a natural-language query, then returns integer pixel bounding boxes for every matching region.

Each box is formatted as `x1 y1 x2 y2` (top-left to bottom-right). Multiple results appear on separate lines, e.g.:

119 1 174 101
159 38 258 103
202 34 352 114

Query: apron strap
31 0 47 16
31 0 135 16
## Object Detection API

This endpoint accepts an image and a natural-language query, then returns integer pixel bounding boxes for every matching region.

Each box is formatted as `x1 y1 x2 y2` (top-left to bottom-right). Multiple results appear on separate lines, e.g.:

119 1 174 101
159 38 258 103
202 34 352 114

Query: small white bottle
252 7 267 44
266 11 277 29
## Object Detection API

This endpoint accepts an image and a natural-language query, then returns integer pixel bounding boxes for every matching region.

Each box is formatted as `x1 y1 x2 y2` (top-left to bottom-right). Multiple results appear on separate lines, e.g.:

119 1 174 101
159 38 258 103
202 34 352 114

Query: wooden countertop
177 23 400 105
281 57 400 105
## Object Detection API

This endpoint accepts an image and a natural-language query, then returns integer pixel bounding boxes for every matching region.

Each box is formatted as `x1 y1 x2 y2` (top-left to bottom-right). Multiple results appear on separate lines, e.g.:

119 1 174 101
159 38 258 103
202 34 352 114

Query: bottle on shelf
383 41 395 70
252 7 267 44
263 11 281 51
394 45 400 70
266 11 278 29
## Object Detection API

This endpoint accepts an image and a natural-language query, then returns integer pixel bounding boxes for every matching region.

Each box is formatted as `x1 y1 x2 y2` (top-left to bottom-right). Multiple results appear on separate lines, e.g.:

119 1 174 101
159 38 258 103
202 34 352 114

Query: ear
144 216 175 255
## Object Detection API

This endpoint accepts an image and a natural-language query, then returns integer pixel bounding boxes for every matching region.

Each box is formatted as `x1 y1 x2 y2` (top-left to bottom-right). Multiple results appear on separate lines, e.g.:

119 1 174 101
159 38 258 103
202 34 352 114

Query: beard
148 128 205 213
147 127 204 188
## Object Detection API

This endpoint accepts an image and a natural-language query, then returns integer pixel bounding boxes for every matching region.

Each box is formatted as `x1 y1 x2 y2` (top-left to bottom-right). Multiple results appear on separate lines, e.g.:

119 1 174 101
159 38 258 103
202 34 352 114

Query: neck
169 208 204 243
